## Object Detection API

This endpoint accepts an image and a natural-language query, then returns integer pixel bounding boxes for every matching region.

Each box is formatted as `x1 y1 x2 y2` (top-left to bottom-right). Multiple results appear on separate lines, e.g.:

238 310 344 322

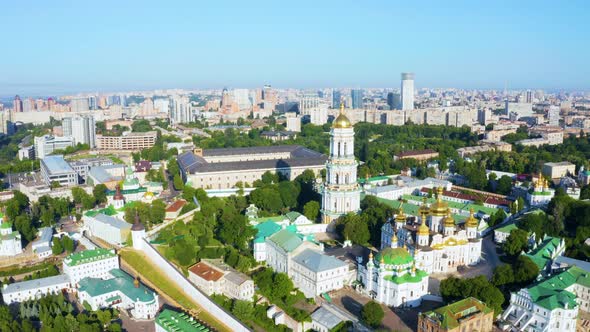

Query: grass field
119 249 230 332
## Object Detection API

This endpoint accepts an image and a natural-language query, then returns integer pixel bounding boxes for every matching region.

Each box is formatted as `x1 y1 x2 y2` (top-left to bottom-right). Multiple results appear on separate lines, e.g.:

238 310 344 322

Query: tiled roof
166 200 187 212
188 262 224 282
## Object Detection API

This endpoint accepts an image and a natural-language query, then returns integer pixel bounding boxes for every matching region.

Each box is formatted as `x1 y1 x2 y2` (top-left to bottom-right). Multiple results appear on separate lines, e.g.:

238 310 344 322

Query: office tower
98 96 108 109
548 106 560 127
153 98 170 114
13 95 22 112
88 96 97 110
139 98 155 116
70 97 90 113
401 73 415 111
22 98 34 112
62 115 96 148
525 90 533 103
309 105 328 125
351 89 364 109
299 92 320 116
387 92 401 110
232 89 251 110
332 90 342 108
119 95 127 107
169 95 191 124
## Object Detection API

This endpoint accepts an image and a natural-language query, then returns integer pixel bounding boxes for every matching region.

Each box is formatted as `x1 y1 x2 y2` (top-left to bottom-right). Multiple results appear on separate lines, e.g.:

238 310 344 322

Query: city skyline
1 0 589 95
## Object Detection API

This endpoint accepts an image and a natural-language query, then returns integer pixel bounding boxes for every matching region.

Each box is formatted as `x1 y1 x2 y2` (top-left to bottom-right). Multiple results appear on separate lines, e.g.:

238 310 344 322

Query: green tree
62 236 75 253
339 214 370 244
513 255 540 283
52 237 64 255
278 181 299 209
303 201 320 221
361 301 384 328
503 229 529 257
496 175 513 195
92 184 108 204
173 174 184 190
491 264 514 286
232 300 254 320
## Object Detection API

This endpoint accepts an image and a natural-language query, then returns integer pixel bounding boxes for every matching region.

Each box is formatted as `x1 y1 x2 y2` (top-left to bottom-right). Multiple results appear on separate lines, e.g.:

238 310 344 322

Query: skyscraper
62 115 96 148
351 89 364 109
70 97 90 113
88 96 97 110
401 72 415 111
332 90 342 109
169 95 191 124
299 92 320 116
13 95 22 113
387 92 401 110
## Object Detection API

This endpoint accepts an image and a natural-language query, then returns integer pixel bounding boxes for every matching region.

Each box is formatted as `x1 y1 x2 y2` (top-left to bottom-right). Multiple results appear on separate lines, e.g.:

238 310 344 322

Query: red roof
396 149 438 158
420 187 510 207
188 262 224 282
166 200 187 212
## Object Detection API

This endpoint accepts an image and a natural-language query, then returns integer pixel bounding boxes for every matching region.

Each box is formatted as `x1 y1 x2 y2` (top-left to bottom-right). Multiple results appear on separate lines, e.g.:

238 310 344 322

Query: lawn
119 249 230 332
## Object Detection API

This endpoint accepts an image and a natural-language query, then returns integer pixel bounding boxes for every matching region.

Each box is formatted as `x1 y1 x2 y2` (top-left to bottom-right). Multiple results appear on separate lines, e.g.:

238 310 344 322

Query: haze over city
1 0 589 96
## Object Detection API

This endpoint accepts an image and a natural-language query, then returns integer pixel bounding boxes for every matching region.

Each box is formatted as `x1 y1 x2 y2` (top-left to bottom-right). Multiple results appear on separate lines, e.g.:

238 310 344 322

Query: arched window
343 142 347 156
337 142 341 156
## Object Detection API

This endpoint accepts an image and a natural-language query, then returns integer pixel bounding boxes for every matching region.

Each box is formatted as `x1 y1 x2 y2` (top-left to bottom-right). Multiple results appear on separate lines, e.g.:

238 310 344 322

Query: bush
361 301 384 328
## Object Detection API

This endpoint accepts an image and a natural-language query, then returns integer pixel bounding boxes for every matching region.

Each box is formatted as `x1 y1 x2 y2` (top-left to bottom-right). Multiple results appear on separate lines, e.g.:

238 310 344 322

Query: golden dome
418 218 430 235
443 209 455 227
418 197 430 215
332 103 352 129
395 207 406 222
466 208 478 228
430 187 449 216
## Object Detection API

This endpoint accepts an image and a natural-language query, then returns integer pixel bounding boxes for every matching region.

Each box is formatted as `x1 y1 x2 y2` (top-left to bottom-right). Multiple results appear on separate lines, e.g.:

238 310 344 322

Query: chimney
194 148 203 157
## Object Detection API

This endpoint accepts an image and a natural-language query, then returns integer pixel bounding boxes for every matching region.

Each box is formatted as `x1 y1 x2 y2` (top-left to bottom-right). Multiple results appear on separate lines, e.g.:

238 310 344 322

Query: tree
513 255 539 284
303 201 320 221
62 236 75 253
361 301 384 328
278 181 299 209
503 229 529 257
580 185 590 200
339 214 370 244
496 175 513 195
232 300 254 320
173 174 184 190
92 184 108 204
272 273 294 301
440 276 504 314
491 264 514 286
52 237 64 255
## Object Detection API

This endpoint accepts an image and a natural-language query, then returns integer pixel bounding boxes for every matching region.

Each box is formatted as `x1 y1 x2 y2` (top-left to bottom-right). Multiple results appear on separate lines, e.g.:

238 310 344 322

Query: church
321 104 361 223
381 187 482 274
357 240 429 307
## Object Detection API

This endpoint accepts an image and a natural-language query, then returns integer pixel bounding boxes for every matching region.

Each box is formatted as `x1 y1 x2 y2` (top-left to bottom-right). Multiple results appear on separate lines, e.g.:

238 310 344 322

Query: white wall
139 240 251 332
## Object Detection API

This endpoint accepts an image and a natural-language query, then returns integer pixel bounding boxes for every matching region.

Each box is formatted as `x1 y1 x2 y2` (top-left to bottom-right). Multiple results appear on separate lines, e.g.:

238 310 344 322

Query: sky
0 0 589 96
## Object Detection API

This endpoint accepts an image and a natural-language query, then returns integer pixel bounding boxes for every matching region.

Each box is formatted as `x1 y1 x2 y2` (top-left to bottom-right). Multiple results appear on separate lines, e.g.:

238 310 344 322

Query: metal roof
41 155 75 175
2 274 71 295
292 248 347 273
92 213 131 230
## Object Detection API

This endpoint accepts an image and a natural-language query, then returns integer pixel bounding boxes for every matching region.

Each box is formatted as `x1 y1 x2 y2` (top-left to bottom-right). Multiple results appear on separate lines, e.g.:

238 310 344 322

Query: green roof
525 237 563 270
400 194 498 215
64 248 116 267
78 269 155 303
106 187 147 196
421 297 493 329
250 215 285 224
0 222 12 229
383 269 428 284
156 309 211 332
267 229 302 252
376 247 414 266
495 222 518 234
85 205 118 217
372 198 471 225
532 191 553 196
285 211 303 222
254 221 283 243
526 267 583 310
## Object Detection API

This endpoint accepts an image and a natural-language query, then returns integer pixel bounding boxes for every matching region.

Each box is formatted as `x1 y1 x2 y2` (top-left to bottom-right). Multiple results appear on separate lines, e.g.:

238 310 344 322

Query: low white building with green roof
78 268 159 320
63 248 119 283
501 266 590 332
155 309 211 332
357 242 429 307
0 221 22 256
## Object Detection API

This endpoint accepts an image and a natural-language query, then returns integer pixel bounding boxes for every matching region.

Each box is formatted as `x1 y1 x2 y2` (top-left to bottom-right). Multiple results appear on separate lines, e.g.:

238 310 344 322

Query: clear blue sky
1 0 588 95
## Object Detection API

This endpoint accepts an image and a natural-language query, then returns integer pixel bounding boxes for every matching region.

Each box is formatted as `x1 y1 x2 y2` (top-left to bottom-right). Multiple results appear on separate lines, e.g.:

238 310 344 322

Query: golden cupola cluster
430 187 449 216
443 209 455 227
465 208 478 228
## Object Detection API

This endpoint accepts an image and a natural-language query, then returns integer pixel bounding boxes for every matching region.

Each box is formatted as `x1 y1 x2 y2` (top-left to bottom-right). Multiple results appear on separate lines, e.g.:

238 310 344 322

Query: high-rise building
351 89 364 109
322 105 361 223
13 95 22 113
88 96 97 110
22 98 34 112
153 98 170 115
299 92 320 116
139 98 155 117
548 105 560 127
401 73 415 111
332 90 342 109
232 89 251 110
62 116 96 148
70 97 90 113
525 90 533 103
387 92 401 110
169 95 191 124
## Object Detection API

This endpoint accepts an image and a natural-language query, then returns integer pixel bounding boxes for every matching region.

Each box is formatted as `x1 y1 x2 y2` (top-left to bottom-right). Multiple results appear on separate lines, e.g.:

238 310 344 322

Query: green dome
376 247 414 266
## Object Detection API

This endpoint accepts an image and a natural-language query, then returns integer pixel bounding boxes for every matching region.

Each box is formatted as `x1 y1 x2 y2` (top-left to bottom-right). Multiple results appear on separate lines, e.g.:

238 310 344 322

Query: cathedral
381 187 482 274
321 104 361 223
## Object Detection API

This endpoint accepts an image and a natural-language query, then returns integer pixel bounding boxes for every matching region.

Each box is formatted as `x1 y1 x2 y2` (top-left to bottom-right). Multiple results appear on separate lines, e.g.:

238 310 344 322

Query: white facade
169 95 191 124
1 274 72 305
401 73 415 111
62 115 96 148
62 248 120 284
381 189 482 274
321 111 360 223
83 213 131 246
34 135 75 159
188 260 255 301
0 223 23 256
